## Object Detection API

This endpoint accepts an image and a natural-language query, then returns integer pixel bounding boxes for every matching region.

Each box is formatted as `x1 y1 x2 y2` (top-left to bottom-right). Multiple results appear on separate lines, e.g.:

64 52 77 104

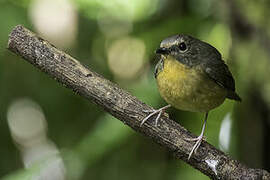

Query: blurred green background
0 0 270 179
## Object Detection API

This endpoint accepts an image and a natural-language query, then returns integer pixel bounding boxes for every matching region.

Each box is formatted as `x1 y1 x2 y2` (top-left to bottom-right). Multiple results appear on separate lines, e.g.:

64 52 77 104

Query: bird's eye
179 42 187 51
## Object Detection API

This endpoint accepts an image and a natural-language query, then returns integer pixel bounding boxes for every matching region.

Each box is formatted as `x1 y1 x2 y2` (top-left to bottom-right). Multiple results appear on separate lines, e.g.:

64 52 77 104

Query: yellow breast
156 56 227 112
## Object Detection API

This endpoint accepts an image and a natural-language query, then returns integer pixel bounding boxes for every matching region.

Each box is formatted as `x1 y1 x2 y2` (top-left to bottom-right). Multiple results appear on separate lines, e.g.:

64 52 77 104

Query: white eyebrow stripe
160 35 180 48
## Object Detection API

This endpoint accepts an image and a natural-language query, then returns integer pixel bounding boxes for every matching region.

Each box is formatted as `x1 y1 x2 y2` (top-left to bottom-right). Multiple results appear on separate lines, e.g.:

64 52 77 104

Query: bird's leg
185 112 208 160
141 105 171 127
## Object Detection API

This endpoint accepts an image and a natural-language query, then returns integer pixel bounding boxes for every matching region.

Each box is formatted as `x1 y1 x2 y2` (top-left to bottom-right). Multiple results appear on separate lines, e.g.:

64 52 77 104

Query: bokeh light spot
219 113 232 152
107 37 145 79
7 98 47 146
29 0 78 48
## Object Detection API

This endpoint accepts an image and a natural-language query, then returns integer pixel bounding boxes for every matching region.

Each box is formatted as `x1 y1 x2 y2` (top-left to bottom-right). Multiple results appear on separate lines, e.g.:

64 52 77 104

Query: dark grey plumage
156 34 241 101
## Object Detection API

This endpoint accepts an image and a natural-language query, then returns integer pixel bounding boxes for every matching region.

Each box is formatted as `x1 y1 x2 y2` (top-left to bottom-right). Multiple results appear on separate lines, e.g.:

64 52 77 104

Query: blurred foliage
0 0 270 179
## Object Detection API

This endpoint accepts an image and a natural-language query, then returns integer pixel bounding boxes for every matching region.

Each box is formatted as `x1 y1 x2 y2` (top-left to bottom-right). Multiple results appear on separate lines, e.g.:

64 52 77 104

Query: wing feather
203 60 241 101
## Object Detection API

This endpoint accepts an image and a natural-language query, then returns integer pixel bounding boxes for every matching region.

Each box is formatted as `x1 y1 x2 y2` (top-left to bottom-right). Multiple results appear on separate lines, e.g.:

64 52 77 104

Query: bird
141 34 241 160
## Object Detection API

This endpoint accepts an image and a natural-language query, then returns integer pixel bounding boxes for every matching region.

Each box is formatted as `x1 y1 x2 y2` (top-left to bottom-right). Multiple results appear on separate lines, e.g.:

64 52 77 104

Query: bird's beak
155 47 170 55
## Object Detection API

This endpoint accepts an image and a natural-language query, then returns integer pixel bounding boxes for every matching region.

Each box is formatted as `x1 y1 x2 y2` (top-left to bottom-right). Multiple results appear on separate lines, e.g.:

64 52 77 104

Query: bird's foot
185 135 206 142
141 105 171 127
185 134 205 160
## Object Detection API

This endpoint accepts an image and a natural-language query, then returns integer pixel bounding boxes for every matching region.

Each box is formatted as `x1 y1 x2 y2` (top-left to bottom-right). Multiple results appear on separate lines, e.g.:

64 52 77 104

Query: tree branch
7 25 270 180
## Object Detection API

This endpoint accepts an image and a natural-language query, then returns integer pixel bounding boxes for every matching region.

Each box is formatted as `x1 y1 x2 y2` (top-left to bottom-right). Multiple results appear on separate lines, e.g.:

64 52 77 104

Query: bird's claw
142 109 155 113
185 136 206 142
140 105 171 127
185 134 205 160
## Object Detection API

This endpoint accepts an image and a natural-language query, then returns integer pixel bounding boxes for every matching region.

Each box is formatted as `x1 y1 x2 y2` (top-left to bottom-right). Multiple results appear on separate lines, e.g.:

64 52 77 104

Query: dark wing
203 60 241 101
